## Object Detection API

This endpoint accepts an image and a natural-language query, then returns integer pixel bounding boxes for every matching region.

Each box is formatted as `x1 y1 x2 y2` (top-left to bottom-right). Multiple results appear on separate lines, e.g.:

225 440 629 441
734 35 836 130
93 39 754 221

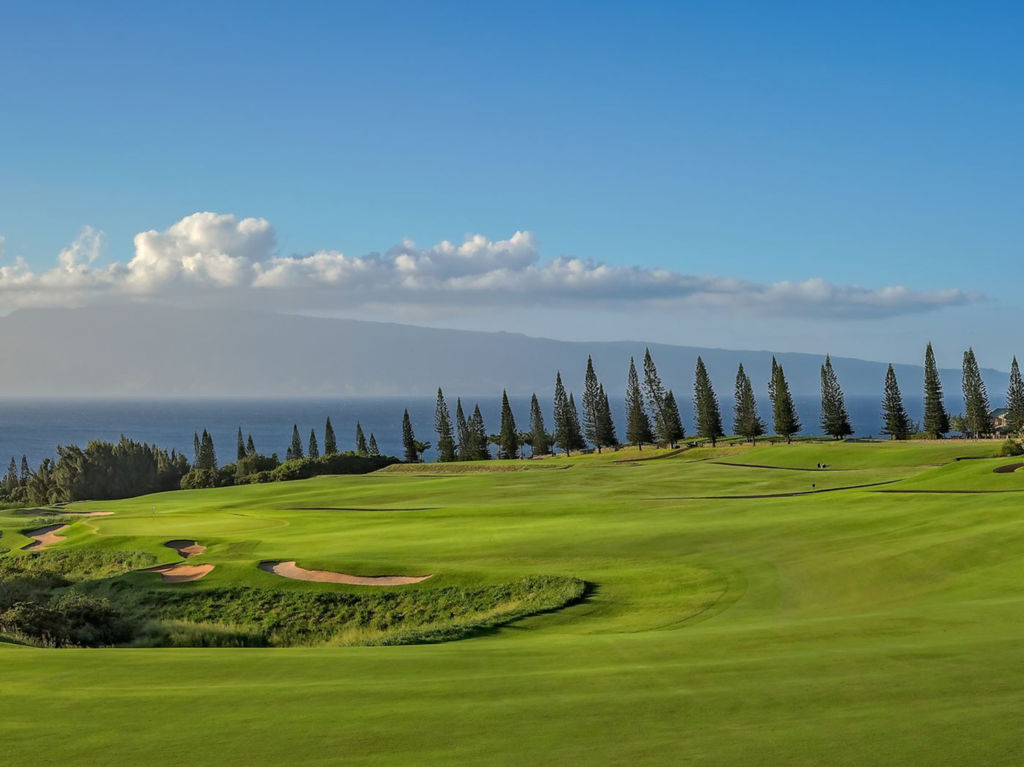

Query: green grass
1 439 1022 765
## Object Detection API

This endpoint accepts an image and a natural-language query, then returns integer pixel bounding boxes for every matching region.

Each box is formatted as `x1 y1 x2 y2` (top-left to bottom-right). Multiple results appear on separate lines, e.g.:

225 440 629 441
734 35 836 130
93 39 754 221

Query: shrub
180 468 220 490
0 593 130 647
998 439 1024 457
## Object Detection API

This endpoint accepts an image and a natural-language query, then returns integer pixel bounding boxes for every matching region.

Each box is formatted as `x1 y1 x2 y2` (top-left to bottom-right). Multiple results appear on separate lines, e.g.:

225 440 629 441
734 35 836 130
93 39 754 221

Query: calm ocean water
0 393 972 468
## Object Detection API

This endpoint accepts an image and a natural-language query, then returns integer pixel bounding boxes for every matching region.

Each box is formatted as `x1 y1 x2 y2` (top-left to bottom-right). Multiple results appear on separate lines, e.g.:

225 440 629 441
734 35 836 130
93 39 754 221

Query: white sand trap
145 563 215 583
259 560 433 586
22 524 69 551
165 539 206 558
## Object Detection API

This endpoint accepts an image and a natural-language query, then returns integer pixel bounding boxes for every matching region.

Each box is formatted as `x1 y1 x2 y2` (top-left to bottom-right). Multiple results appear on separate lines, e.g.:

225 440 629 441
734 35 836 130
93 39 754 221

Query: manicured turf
2 440 1023 765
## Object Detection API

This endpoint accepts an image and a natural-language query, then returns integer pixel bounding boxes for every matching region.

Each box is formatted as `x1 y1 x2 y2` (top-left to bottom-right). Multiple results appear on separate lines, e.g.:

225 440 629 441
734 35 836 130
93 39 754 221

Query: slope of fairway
2 440 1024 766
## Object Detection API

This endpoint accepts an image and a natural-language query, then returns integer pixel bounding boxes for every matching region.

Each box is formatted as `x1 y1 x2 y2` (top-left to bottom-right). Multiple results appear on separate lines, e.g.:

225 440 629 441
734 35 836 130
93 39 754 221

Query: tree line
1 417 395 504
402 344 1024 462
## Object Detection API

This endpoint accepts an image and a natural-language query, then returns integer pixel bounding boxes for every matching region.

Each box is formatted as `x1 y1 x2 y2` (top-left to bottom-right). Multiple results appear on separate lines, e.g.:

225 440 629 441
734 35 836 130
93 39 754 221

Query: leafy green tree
642 348 670 443
820 356 853 439
367 433 380 457
1006 357 1024 436
323 417 338 455
401 409 420 462
923 343 950 438
498 390 519 459
455 399 471 460
625 357 653 449
662 390 684 447
962 348 992 437
733 363 765 444
693 356 724 446
308 429 320 459
582 356 603 449
287 424 303 461
596 384 619 450
881 364 912 440
435 388 457 462
236 427 246 462
769 360 801 443
355 422 368 456
529 394 551 456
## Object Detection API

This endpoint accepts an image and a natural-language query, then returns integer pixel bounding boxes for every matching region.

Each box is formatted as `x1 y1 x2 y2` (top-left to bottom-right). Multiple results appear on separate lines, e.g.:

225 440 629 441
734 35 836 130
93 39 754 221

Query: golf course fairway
3 440 1024 765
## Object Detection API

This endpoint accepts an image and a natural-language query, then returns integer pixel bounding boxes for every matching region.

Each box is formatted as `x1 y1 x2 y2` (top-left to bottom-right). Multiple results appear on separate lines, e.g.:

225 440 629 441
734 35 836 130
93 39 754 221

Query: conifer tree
498 390 519 459
237 428 246 462
881 364 912 440
923 343 950 438
733 363 765 444
470 404 489 459
693 356 724 446
355 422 368 456
566 393 586 453
642 348 669 443
435 388 457 462
552 372 574 456
582 356 603 449
1007 357 1024 436
367 433 380 457
962 348 991 437
288 424 303 461
455 399 471 460
595 384 619 451
200 429 217 469
820 356 853 439
770 361 801 443
193 432 201 465
5 457 17 493
625 357 653 449
20 455 31 483
323 417 338 455
246 434 256 456
662 390 685 447
308 429 320 459
528 394 550 457
401 409 420 462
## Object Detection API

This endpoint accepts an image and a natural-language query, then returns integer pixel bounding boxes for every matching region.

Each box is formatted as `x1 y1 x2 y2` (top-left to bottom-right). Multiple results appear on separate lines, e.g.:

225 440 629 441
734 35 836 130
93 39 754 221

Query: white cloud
0 212 981 319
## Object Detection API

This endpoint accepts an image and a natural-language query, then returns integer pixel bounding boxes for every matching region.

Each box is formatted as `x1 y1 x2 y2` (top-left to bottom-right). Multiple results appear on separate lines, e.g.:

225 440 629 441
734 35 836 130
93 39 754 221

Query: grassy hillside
2 440 1023 765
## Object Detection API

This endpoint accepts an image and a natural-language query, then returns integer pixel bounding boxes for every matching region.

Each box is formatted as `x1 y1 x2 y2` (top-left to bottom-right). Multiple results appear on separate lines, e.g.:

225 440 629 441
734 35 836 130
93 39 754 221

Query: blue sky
1 1 1021 366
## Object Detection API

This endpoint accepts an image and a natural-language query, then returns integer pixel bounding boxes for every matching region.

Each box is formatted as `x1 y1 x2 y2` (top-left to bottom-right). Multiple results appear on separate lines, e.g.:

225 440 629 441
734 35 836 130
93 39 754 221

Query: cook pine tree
881 364 912 440
625 357 654 449
596 384 620 449
922 343 950 438
642 348 670 444
1006 357 1024 436
961 348 991 437
323 417 338 455
236 427 246 462
820 356 853 439
434 388 457 462
401 409 420 462
693 356 724 446
582 356 604 451
529 393 551 456
308 428 320 459
355 422 368 456
469 404 489 459
287 424 303 460
498 390 519 459
769 357 801 443
733 363 765 444
662 390 684 447
455 399 471 460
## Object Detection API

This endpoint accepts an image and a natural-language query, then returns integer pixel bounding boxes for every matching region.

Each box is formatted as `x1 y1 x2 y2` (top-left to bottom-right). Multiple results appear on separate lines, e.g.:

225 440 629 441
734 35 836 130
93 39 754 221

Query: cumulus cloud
0 212 980 319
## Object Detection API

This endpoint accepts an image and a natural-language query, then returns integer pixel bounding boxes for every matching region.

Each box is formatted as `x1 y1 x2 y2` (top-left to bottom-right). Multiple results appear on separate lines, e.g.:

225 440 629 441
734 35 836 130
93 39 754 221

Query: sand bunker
145 563 215 583
994 462 1023 474
259 560 432 586
22 524 69 551
165 539 206 558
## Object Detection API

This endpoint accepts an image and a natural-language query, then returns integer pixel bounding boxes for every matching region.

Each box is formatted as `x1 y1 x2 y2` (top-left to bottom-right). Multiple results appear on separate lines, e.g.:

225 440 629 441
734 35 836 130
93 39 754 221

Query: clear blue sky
1 1 1022 365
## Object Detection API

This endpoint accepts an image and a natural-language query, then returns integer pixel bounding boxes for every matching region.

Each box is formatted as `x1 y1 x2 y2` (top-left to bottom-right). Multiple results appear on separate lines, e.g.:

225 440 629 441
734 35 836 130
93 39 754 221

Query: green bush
998 439 1024 457
0 593 130 647
270 453 398 482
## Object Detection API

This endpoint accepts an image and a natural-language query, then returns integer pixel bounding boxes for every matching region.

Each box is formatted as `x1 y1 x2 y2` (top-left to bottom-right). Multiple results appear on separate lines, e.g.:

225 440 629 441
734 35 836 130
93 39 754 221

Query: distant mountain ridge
0 305 1006 402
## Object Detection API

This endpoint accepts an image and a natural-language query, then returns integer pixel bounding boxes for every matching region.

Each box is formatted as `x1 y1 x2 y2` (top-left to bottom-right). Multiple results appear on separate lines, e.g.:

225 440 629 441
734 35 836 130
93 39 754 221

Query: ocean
0 393 973 468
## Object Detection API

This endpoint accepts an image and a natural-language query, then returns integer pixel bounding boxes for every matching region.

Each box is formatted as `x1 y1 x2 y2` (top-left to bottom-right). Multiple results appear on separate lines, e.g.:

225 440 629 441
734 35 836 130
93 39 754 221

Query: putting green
1 440 1022 766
